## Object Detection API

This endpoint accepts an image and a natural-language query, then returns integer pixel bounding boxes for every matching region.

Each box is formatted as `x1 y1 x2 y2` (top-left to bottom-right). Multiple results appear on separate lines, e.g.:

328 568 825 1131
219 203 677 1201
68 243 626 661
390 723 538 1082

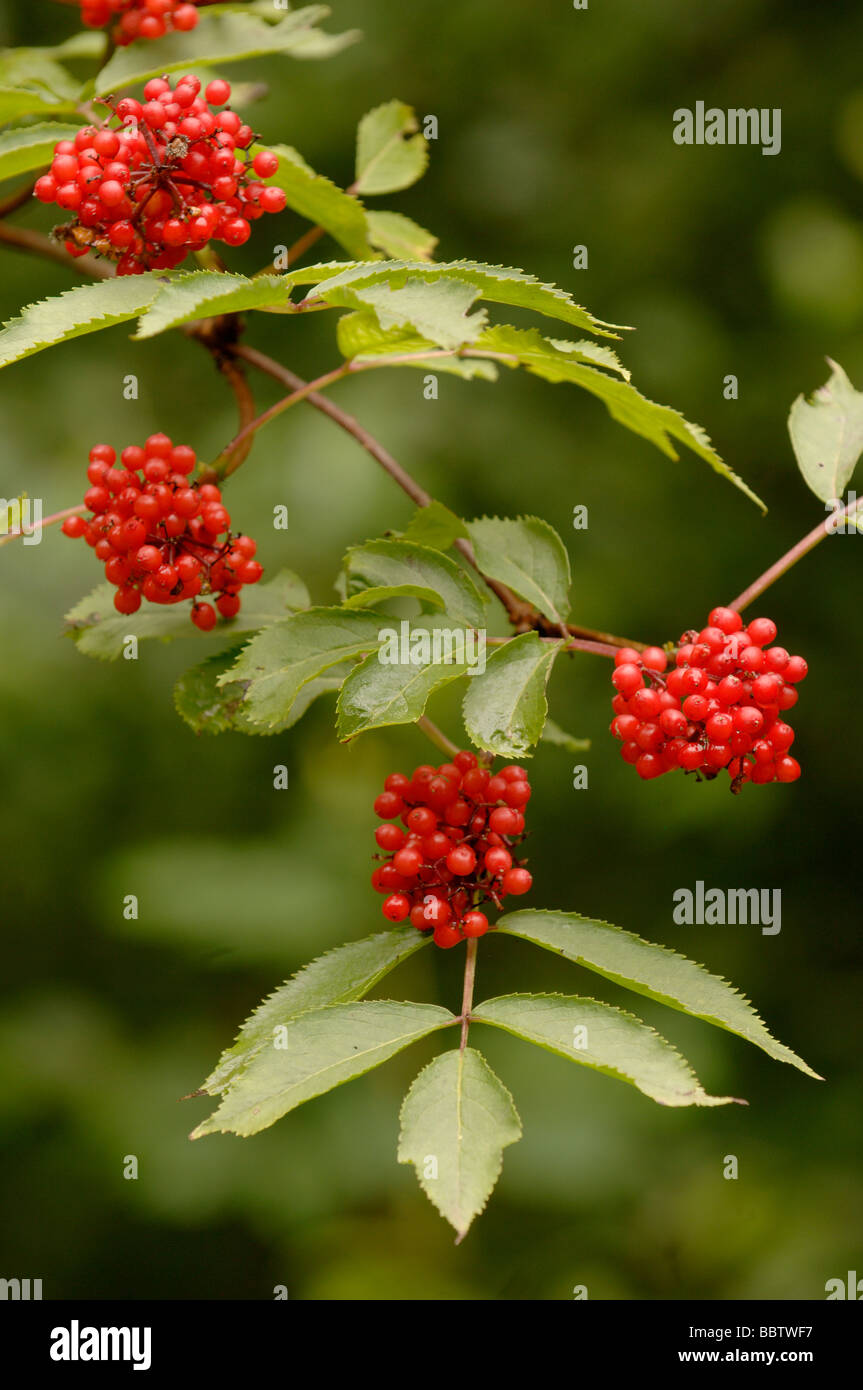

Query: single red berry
502 866 532 895
446 844 477 876
382 893 410 923
191 602 217 631
461 911 489 938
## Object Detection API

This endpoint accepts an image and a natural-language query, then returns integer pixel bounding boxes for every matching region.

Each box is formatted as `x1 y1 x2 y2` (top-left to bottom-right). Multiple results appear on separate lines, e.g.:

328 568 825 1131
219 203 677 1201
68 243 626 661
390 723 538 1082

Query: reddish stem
729 496 863 612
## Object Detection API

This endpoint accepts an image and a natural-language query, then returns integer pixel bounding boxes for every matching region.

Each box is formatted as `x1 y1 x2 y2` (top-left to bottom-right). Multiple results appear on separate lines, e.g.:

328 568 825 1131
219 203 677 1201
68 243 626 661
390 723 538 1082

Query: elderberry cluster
372 750 533 949
35 75 287 274
61 438 262 630
80 0 199 44
610 607 807 790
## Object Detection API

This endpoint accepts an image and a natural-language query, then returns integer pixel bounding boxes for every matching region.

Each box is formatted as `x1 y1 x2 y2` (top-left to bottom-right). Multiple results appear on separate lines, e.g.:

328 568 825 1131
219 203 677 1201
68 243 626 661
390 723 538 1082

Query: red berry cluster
372 751 533 949
610 607 807 790
81 0 199 44
34 75 286 274
61 437 262 630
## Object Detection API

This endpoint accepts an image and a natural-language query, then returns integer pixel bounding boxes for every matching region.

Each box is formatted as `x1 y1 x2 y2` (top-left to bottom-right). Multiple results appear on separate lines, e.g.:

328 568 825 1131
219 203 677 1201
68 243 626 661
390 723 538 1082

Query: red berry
461 911 489 938
191 602 217 631
502 867 532 895
382 893 410 923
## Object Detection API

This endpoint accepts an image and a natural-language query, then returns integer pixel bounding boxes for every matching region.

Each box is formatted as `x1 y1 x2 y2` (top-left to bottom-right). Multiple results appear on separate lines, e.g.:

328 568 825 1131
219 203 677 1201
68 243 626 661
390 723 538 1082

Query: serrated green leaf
473 994 739 1107
191 999 456 1138
476 322 630 378
462 633 563 758
343 539 486 626
133 272 291 339
64 569 308 662
0 275 162 369
355 100 428 196
365 209 437 261
541 717 591 753
94 7 339 94
222 606 386 727
466 515 571 624
335 309 496 379
476 324 765 511
788 358 863 503
398 1048 522 1240
299 259 624 338
251 142 376 259
173 645 347 735
323 276 487 351
0 121 84 183
337 646 470 740
401 501 469 550
199 926 432 1095
494 910 820 1079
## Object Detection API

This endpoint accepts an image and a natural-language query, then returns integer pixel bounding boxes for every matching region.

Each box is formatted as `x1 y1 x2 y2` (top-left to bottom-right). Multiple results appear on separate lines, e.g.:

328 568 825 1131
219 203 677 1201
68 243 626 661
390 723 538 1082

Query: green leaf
133 272 292 339
0 121 83 183
336 646 470 740
64 569 308 662
366 209 437 261
462 632 563 757
94 7 342 94
401 501 469 550
495 910 821 1079
0 47 85 101
473 994 739 1107
466 515 571 624
335 310 497 379
354 100 428 196
343 539 486 626
788 358 863 504
541 717 591 753
0 275 162 369
0 87 80 123
477 325 765 511
251 143 376 259
190 1000 456 1138
323 276 487 351
299 260 624 338
222 606 386 727
173 645 347 735
398 1048 522 1241
199 926 432 1095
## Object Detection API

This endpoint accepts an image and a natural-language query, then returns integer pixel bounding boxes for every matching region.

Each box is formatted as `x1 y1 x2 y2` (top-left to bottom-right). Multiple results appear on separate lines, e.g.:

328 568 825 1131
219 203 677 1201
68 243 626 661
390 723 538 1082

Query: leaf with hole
354 100 428 195
788 358 863 504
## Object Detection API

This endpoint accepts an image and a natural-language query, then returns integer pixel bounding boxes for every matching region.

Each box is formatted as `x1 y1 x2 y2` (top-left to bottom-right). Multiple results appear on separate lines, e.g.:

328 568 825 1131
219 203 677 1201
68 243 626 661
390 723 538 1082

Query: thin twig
729 496 863 611
0 503 86 547
416 716 461 758
459 938 478 1053
0 222 112 278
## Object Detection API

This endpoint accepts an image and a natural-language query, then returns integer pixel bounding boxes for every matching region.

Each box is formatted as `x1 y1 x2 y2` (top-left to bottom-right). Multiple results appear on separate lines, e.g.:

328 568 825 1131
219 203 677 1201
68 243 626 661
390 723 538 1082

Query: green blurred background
1 0 861 1300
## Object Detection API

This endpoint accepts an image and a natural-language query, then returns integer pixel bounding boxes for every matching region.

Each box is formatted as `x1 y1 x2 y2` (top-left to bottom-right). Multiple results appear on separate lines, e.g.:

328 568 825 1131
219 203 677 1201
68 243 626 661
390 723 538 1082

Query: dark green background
0 0 860 1300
